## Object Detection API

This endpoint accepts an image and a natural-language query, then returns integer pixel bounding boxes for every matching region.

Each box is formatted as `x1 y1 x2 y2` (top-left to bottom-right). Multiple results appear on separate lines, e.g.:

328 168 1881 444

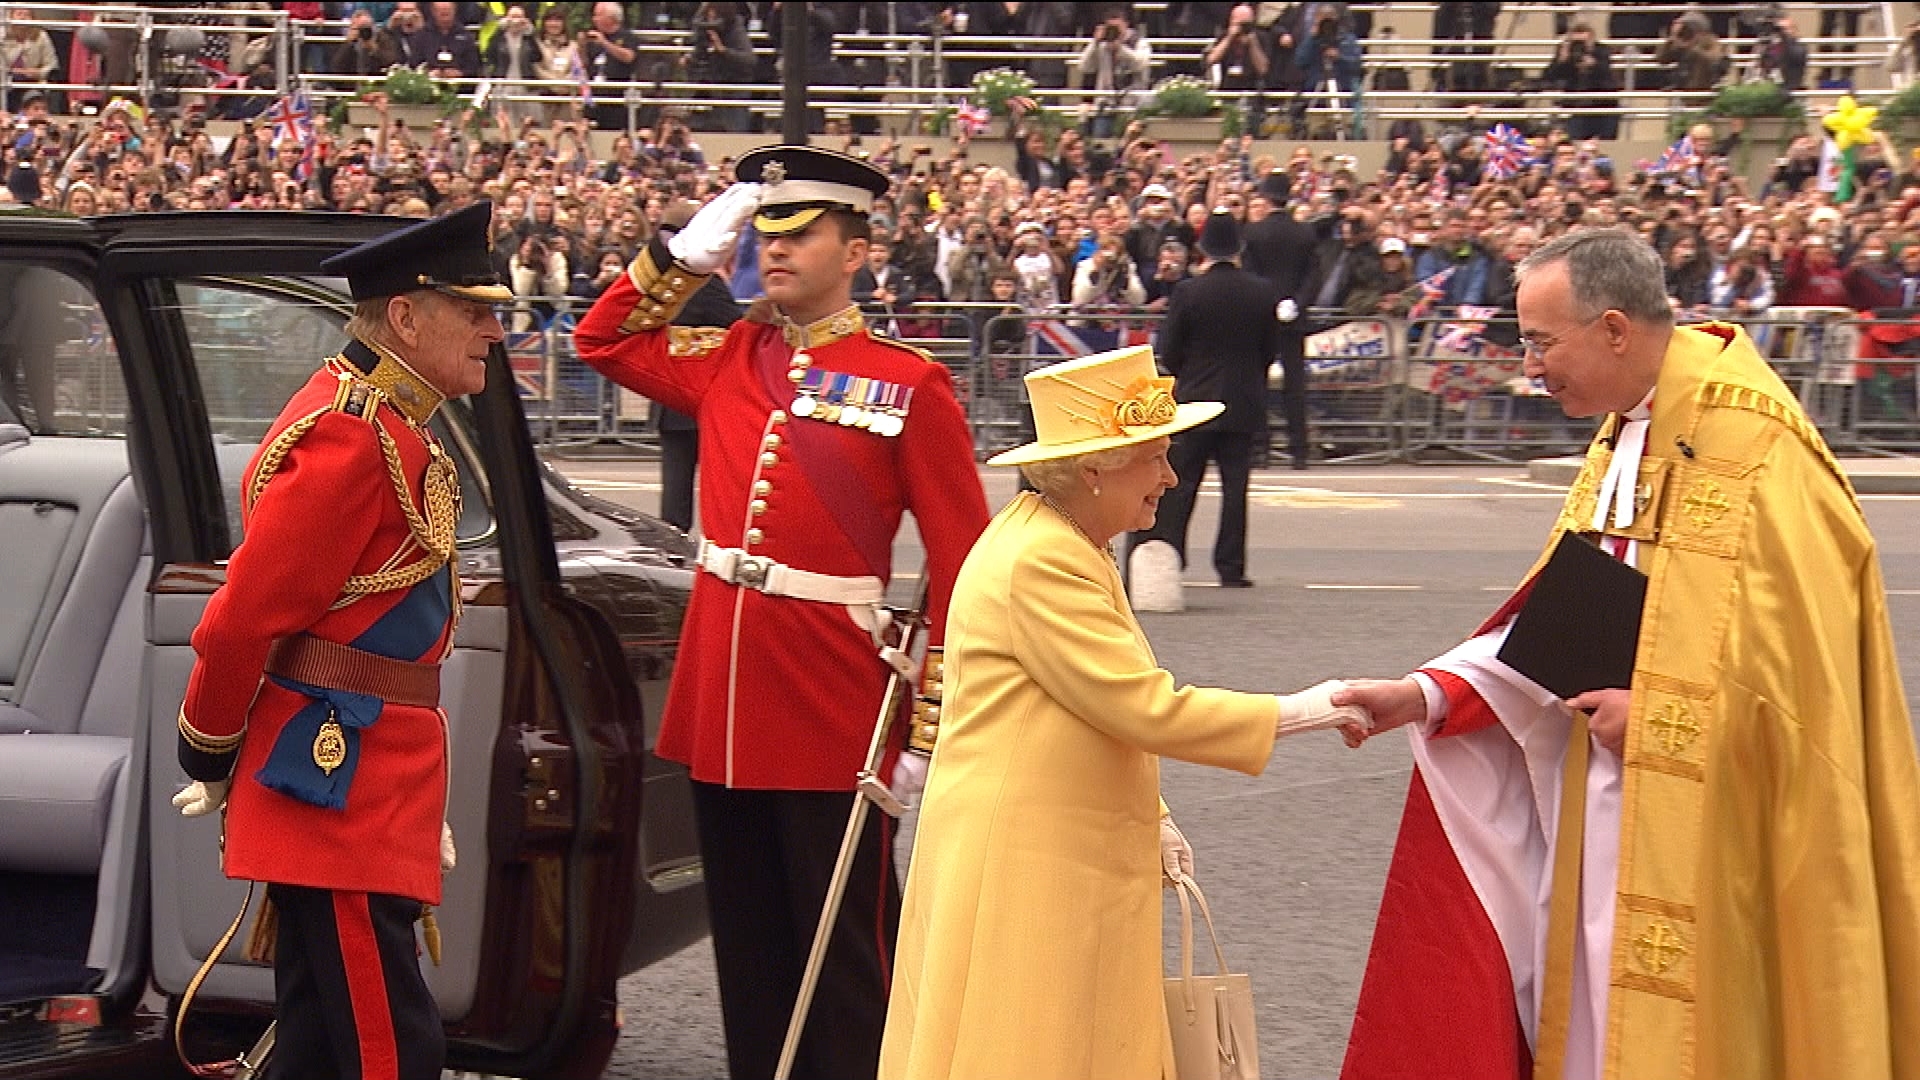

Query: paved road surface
546 461 1920 1080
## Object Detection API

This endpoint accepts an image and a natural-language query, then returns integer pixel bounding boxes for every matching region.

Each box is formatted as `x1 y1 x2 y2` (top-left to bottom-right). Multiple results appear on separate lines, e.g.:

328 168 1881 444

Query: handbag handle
1171 872 1233 1013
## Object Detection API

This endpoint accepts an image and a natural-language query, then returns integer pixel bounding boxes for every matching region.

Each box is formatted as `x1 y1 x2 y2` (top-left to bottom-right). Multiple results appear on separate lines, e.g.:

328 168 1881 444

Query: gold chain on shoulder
247 370 462 604
245 408 329 515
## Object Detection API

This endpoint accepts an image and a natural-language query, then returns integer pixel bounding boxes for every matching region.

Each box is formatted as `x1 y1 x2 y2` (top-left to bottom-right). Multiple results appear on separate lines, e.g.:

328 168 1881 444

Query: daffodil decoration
1823 95 1878 150
1823 95 1880 201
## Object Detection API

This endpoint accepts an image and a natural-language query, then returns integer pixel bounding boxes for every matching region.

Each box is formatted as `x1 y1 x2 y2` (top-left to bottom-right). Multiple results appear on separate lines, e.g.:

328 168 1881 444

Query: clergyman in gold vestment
878 346 1368 1080
1339 227 1920 1080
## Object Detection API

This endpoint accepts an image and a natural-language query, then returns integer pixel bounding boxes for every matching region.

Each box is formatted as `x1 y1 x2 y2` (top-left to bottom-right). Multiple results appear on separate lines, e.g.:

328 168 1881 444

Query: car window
0 265 126 437
172 280 494 554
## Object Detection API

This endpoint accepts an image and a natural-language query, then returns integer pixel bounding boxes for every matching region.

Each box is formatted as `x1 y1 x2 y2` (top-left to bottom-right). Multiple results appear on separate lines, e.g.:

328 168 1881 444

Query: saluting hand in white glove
441 821 457 873
172 778 230 818
666 182 764 275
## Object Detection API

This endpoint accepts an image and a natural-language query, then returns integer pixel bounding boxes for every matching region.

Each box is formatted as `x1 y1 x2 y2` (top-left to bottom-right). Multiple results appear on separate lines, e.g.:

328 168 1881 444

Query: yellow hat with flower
986 346 1223 465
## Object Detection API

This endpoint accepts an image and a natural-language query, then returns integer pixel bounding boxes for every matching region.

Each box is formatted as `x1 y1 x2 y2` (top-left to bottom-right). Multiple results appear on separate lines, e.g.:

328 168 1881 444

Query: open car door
85 212 681 1078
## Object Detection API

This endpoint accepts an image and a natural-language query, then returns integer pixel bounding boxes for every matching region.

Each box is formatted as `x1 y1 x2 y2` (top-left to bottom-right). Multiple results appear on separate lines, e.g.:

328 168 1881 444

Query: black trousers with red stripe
261 884 443 1080
691 782 899 1080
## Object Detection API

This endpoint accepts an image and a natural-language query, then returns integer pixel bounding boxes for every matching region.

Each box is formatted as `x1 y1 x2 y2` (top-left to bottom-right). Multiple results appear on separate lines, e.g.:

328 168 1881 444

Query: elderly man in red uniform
575 145 990 1080
172 202 508 1080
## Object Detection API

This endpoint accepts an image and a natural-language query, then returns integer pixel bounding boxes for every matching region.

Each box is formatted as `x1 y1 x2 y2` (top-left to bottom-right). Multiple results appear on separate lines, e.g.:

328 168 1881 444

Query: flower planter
343 102 447 132
1147 116 1222 143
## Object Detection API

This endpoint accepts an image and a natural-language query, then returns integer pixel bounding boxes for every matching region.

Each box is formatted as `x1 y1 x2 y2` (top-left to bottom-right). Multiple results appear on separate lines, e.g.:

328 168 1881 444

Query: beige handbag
1164 873 1260 1080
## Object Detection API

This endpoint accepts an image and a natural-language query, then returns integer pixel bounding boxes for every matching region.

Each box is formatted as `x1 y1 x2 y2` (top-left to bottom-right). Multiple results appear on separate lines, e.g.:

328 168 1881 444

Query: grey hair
342 297 393 343
344 290 443 347
1019 443 1148 500
1514 226 1673 326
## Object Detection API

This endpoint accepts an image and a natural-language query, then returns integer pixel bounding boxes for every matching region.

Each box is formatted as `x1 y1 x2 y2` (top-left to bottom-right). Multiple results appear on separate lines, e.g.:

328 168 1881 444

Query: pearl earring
1092 485 1102 497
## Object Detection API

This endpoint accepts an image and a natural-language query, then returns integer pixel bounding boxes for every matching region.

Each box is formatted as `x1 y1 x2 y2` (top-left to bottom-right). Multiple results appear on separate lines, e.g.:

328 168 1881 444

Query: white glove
1160 816 1194 885
890 751 930 808
1276 297 1300 323
666 182 763 275
1278 679 1371 737
172 778 230 818
441 822 457 874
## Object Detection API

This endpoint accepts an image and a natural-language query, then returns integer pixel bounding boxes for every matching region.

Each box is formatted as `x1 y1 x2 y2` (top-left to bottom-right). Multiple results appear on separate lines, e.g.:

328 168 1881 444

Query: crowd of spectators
0 2 1913 340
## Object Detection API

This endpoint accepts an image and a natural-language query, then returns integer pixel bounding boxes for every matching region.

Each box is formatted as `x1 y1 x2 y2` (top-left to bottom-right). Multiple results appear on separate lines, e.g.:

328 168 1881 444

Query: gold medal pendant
313 714 347 775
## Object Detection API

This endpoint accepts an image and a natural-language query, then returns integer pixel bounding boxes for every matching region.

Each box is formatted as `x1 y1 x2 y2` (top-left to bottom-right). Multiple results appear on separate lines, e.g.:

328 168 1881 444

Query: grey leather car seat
0 436 146 875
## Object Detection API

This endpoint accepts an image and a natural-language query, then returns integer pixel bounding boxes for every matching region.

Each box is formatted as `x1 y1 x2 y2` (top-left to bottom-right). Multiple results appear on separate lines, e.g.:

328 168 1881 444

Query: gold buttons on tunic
762 433 782 451
750 499 768 516
769 410 788 424
753 480 772 497
760 451 779 469
745 528 764 545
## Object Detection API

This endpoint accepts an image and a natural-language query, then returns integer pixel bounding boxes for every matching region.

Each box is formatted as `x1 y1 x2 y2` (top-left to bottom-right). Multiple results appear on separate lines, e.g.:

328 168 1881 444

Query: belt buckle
734 555 774 591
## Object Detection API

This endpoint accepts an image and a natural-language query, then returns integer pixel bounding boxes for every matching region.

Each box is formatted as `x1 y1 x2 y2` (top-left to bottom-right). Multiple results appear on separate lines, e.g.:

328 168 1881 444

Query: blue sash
256 565 451 809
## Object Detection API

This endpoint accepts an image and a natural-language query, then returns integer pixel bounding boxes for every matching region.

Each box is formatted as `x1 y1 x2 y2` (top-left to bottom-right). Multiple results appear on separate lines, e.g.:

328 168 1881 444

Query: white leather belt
695 539 885 605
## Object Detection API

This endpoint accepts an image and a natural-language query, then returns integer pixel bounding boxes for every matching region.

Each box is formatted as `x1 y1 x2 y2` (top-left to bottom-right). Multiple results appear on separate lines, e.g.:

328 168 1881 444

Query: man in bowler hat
574 145 989 1079
1134 208 1280 587
1241 168 1317 468
172 202 508 1079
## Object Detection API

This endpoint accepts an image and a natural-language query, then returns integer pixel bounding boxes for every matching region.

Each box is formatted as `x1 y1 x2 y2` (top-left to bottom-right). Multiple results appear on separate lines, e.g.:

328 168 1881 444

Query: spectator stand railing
1845 314 1920 454
504 303 1920 463
1299 312 1411 464
0 3 1895 134
1402 311 1599 463
1736 307 1862 447
0 4 295 115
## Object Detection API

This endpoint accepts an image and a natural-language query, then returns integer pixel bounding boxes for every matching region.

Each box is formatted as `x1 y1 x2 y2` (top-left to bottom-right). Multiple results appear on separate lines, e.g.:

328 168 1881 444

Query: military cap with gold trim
319 199 513 303
736 144 891 236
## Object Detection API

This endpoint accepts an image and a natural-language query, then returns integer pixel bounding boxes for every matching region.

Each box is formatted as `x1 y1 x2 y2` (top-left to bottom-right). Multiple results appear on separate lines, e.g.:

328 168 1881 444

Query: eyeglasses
1517 310 1609 356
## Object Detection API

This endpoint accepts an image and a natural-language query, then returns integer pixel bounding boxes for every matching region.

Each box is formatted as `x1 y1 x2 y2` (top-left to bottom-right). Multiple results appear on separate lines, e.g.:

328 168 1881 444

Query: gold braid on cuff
907 647 945 754
620 246 710 334
179 707 243 754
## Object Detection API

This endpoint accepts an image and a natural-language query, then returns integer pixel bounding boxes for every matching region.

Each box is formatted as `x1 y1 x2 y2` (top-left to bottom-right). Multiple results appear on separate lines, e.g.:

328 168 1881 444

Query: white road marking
1304 583 1424 591
1480 476 1571 492
1887 589 1920 596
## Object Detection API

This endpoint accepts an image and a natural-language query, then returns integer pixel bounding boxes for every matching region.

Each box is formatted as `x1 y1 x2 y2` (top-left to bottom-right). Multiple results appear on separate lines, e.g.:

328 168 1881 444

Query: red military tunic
574 240 989 791
178 341 456 905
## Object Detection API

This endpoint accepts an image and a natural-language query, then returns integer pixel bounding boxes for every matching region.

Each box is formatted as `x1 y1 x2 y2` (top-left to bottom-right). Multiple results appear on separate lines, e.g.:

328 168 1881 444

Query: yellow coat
879 493 1278 1080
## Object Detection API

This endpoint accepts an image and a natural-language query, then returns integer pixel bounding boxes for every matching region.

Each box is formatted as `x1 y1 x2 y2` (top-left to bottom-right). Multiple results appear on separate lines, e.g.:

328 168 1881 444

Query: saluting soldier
172 202 508 1080
574 146 991 1080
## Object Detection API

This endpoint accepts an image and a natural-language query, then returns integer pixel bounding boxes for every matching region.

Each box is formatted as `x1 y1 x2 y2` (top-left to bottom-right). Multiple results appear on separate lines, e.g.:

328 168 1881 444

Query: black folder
1495 531 1647 699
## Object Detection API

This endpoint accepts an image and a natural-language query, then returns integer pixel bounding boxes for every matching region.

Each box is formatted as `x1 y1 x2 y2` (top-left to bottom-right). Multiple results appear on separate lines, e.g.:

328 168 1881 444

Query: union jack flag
262 90 316 181
954 104 991 137
1481 123 1533 181
1407 265 1457 320
263 90 312 146
1652 134 1701 184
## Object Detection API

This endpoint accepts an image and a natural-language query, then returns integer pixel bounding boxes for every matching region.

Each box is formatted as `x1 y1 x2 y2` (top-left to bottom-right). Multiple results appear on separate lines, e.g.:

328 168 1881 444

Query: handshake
1278 677 1441 748
1279 679 1372 742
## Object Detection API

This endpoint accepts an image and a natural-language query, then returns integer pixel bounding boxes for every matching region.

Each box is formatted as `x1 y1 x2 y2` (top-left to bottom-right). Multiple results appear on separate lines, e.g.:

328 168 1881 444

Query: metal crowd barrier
512 299 1918 465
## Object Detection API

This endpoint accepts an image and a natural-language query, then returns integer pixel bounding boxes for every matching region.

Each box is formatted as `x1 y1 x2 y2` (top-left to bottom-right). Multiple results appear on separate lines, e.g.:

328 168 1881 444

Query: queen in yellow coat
879 347 1365 1080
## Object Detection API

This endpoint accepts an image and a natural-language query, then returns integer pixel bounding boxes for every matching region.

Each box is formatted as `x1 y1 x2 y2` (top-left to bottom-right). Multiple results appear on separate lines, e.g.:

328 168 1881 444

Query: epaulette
331 372 385 423
867 331 938 366
1699 380 1857 507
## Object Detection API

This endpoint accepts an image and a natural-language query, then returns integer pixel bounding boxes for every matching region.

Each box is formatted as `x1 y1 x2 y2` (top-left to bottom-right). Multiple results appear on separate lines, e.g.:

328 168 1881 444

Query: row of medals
785 349 910 437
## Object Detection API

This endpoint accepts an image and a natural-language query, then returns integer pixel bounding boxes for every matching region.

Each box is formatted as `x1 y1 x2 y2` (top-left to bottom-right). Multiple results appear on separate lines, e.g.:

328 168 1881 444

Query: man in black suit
1134 209 1279 587
1241 169 1316 468
653 201 744 532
